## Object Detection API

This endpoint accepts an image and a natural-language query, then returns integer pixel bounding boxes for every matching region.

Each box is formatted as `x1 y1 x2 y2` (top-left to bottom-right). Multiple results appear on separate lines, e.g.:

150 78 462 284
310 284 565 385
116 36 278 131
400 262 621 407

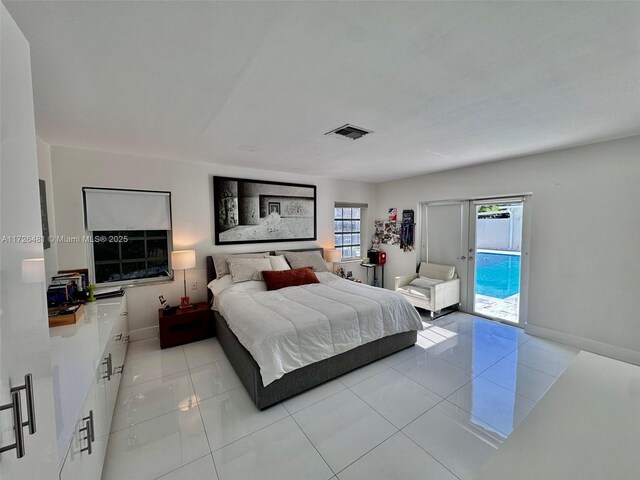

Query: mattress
210 272 423 385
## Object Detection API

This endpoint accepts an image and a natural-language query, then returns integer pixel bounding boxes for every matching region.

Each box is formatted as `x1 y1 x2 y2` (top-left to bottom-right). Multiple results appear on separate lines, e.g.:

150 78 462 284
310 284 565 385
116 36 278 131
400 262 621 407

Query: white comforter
213 272 423 386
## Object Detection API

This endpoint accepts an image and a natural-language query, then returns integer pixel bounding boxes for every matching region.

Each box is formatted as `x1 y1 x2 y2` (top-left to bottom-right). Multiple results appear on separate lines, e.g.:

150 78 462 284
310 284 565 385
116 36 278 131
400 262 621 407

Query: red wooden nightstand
159 302 214 348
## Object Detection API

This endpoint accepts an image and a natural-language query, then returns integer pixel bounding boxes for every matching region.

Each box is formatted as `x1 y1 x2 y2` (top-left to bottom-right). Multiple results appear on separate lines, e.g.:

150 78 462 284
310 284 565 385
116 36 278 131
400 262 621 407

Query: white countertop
475 351 640 479
49 297 125 464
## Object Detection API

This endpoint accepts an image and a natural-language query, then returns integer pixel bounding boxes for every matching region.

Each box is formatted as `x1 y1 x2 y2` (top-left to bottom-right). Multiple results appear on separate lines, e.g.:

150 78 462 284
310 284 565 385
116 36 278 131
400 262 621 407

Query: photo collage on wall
372 208 415 250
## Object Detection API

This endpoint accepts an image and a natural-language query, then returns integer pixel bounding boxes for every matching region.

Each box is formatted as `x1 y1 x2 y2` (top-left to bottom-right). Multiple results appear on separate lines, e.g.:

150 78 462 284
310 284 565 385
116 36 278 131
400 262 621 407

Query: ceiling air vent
325 124 373 140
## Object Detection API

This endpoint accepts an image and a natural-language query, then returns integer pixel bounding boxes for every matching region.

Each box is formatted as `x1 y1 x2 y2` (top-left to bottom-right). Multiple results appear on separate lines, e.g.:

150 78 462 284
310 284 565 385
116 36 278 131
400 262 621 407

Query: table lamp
171 250 196 308
324 249 342 275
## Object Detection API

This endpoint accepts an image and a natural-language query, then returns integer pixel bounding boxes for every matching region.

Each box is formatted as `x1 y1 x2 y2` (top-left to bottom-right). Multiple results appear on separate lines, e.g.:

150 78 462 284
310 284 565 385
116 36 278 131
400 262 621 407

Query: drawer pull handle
102 353 113 381
114 365 124 375
0 374 37 459
115 333 123 341
79 410 94 455
0 391 25 458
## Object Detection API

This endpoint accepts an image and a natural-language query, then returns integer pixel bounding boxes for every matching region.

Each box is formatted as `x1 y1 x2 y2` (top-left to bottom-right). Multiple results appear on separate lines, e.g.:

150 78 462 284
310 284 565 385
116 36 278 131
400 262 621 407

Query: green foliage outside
478 205 501 213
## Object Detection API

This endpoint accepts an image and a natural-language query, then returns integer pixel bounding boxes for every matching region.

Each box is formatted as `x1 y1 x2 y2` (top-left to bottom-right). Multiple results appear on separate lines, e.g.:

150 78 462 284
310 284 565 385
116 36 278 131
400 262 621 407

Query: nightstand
159 302 214 348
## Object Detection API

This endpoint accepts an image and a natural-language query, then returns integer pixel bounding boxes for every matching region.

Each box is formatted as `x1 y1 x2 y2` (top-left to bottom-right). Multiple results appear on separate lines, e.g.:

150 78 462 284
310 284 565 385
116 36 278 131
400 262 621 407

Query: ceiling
5 1 640 183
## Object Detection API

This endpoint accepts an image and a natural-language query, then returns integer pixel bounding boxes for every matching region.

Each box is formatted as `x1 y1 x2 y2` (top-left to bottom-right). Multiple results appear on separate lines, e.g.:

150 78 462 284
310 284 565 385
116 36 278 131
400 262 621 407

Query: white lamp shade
325 249 341 263
171 250 196 270
22 258 45 283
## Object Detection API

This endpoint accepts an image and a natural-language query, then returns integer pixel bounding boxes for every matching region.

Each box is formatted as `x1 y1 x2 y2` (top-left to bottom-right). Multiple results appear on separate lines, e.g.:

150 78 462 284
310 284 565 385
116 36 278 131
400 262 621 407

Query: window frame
334 206 364 260
83 187 174 287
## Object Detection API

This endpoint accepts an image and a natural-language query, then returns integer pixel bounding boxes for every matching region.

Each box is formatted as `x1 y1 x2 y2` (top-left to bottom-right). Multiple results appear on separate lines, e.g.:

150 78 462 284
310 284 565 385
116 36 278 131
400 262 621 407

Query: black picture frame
213 176 317 245
268 202 281 215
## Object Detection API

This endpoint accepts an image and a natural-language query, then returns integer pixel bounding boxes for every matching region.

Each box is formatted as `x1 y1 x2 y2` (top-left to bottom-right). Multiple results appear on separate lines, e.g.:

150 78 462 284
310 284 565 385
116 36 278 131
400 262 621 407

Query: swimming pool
475 252 521 299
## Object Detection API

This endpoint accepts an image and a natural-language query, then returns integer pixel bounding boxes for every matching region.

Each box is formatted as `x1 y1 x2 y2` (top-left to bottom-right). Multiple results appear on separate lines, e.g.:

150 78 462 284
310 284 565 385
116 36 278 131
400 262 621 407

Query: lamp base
179 296 192 309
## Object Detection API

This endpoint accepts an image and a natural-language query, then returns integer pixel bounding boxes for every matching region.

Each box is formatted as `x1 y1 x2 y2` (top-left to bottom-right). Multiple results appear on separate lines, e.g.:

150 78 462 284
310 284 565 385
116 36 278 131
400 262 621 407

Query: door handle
0 374 36 459
459 256 466 260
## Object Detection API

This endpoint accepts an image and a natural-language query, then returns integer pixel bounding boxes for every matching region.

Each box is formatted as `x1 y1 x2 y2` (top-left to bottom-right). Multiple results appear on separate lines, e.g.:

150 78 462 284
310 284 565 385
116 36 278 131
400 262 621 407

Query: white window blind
84 188 171 231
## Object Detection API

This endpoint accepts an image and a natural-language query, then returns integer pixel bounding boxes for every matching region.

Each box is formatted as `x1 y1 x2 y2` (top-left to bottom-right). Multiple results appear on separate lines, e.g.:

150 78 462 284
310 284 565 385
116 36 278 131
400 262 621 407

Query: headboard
206 247 324 304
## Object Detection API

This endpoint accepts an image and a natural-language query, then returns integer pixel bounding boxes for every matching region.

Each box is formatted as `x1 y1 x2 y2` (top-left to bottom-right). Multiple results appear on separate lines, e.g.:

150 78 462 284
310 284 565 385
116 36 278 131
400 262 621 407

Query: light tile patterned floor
102 312 580 480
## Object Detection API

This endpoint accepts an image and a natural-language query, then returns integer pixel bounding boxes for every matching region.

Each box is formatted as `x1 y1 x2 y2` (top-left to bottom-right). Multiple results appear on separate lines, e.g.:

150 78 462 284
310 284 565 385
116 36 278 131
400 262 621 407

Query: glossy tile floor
102 312 580 480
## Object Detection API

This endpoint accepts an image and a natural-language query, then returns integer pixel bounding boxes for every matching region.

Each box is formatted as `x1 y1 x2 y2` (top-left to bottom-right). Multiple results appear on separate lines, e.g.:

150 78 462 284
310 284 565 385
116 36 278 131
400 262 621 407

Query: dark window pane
120 230 144 239
121 240 144 259
95 263 121 283
146 239 168 259
335 235 343 246
147 259 170 278
334 208 342 219
94 241 119 262
121 261 146 280
146 230 168 237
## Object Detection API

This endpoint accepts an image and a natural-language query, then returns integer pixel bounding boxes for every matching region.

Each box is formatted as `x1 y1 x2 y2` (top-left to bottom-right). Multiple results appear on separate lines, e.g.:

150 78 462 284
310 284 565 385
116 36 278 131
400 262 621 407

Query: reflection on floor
102 312 580 480
475 293 520 323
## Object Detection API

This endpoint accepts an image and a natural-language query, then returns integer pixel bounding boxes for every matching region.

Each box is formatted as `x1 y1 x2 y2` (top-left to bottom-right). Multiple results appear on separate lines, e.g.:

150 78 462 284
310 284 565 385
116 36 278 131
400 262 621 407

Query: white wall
375 135 640 363
50 145 376 338
36 137 58 282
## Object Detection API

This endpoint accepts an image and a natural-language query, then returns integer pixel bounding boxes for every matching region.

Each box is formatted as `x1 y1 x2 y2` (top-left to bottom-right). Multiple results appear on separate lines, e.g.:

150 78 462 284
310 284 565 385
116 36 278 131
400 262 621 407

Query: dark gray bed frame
206 247 418 410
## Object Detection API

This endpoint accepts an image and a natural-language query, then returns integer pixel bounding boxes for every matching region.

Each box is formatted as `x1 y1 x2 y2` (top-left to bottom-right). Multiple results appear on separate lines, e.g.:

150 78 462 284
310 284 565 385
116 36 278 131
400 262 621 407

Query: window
93 230 170 283
84 188 172 285
334 207 362 259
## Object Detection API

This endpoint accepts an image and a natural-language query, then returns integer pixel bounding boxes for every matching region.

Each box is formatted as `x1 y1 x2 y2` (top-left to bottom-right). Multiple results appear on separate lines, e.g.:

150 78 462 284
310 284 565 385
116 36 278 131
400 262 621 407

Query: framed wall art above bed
213 176 317 245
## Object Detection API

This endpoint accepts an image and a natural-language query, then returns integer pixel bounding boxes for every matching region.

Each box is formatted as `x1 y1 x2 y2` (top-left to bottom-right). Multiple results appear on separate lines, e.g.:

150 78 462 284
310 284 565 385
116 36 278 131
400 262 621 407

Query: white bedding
211 272 423 386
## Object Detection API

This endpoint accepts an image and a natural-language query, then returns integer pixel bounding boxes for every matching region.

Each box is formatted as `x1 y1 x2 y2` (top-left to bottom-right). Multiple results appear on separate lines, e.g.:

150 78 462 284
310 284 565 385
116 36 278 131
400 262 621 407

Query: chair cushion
397 285 431 301
410 277 443 288
418 262 455 281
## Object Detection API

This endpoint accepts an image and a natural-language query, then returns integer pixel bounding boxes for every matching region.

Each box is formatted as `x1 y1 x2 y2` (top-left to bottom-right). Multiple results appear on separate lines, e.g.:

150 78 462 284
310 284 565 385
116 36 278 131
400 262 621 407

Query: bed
206 248 422 409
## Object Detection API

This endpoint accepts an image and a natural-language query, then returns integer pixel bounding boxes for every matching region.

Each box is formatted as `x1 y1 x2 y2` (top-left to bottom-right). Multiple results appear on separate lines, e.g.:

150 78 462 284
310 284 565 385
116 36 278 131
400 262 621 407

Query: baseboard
130 325 159 342
525 323 640 367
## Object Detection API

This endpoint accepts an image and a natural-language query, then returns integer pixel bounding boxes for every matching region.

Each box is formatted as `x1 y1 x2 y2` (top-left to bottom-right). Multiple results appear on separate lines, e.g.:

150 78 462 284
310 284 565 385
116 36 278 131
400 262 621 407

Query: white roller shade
84 188 171 231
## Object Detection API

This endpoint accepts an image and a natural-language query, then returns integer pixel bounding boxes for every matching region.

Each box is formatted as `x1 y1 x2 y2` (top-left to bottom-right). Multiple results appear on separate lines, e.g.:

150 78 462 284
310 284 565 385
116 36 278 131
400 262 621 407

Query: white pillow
228 257 273 283
269 255 291 271
409 277 444 288
207 275 234 296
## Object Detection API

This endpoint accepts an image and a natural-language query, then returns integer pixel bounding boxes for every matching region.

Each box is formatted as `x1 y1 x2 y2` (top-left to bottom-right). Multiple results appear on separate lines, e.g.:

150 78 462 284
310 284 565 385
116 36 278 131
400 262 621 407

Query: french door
468 199 526 325
421 197 530 325
421 201 471 311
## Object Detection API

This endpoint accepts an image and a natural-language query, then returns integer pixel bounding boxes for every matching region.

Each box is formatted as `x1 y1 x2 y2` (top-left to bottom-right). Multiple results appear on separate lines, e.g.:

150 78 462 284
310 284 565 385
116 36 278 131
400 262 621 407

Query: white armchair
395 262 460 317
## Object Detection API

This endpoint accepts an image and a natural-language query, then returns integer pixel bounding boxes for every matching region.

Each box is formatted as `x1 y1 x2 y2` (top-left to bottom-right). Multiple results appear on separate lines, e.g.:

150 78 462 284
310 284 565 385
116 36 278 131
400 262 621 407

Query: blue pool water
475 252 521 299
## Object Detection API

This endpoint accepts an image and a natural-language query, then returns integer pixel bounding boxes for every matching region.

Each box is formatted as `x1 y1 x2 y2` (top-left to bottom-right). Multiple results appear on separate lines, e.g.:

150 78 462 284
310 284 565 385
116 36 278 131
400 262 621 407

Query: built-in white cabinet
51 295 129 480
1 5 60 479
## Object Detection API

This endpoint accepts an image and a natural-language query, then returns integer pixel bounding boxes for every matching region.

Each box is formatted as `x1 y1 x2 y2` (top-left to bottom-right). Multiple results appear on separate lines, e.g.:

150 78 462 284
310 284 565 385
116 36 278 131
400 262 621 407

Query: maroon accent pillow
262 267 319 291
